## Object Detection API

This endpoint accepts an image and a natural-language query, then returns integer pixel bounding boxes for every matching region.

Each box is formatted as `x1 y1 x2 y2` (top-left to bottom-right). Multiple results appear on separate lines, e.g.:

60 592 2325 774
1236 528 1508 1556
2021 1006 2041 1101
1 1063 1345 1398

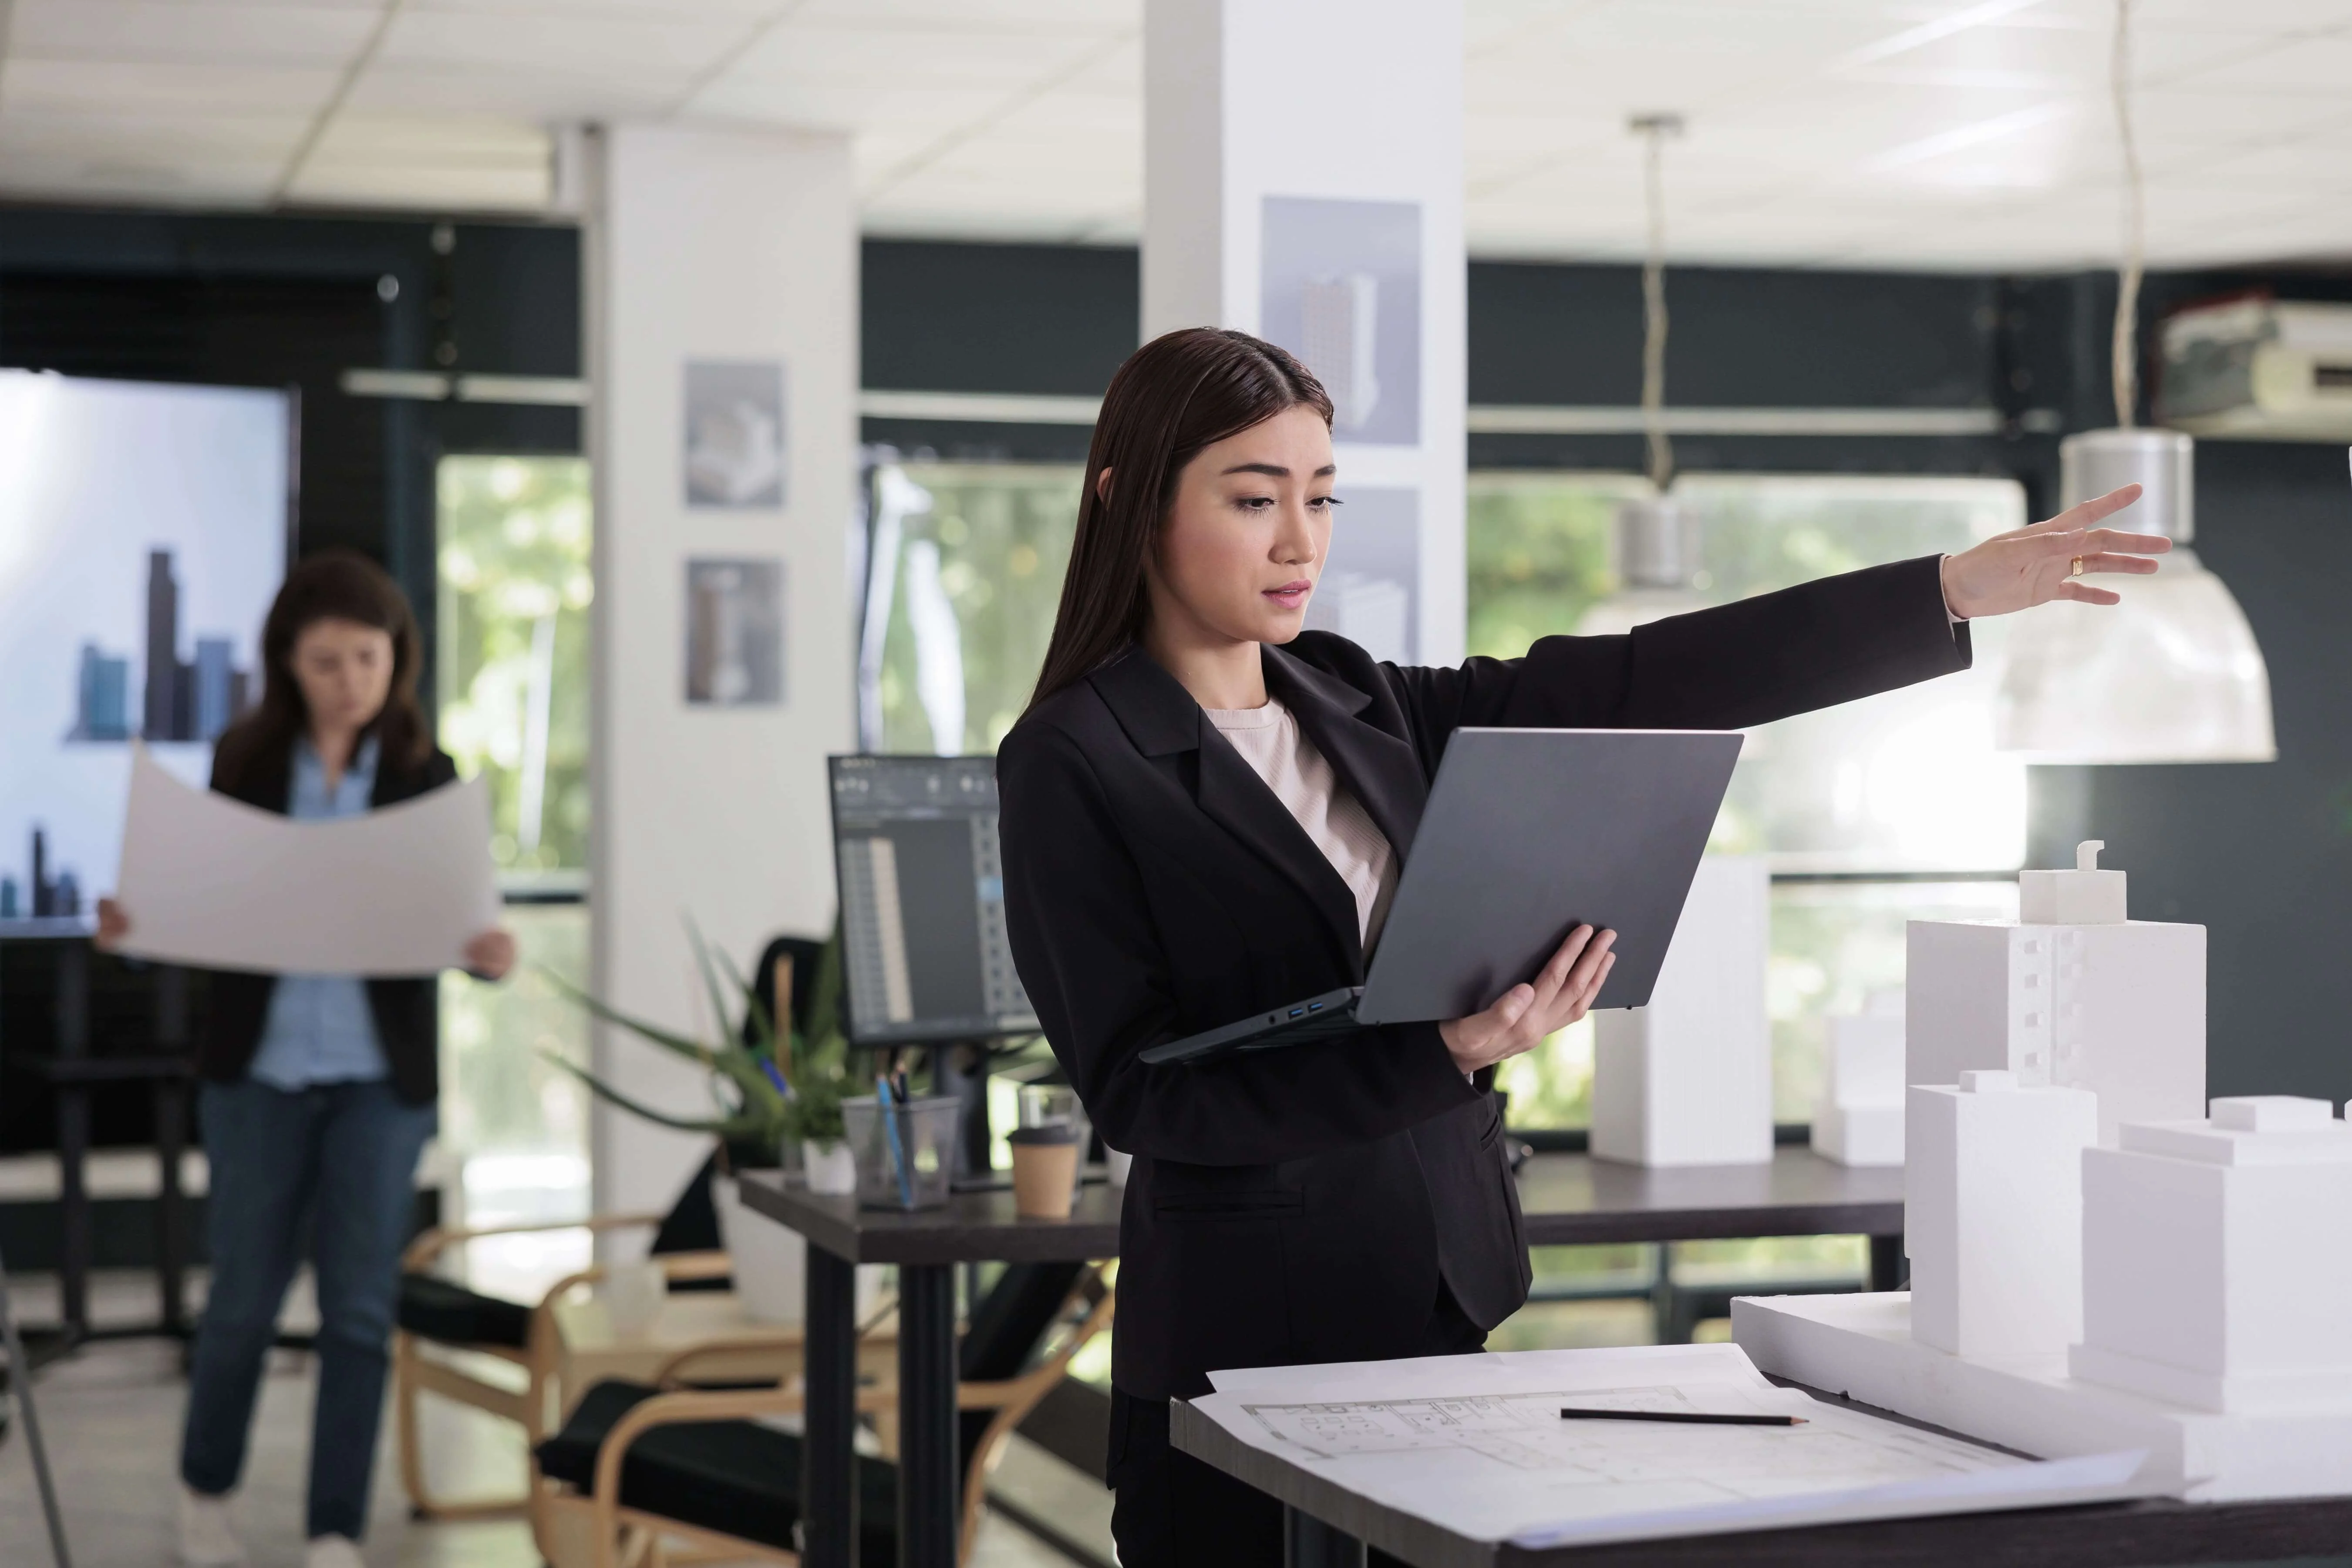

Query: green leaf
538 966 722 1068
683 918 787 1117
543 1053 756 1138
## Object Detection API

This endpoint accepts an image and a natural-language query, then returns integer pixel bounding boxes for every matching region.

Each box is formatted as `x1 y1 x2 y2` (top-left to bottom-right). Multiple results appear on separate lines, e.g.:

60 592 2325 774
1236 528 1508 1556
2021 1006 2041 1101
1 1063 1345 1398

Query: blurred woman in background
100 551 512 1568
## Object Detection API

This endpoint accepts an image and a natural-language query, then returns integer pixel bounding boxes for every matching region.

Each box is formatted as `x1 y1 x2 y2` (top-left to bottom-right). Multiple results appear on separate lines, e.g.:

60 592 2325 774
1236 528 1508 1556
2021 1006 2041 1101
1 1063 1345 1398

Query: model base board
1732 1291 2352 1504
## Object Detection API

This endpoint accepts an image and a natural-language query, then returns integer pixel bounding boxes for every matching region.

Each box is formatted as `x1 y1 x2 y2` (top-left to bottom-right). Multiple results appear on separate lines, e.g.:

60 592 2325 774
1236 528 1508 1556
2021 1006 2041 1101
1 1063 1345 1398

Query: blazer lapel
1264 645 1429 867
1088 646 1366 973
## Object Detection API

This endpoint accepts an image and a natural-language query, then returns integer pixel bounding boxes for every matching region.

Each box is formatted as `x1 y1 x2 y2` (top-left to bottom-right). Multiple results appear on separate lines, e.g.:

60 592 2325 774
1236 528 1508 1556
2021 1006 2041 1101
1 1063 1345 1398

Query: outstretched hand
1939 484 2170 620
1440 924 1616 1076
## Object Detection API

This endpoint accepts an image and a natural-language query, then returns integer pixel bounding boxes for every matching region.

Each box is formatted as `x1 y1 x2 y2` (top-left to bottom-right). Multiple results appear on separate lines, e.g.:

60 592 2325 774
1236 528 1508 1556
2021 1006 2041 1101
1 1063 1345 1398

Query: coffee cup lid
1008 1123 1080 1147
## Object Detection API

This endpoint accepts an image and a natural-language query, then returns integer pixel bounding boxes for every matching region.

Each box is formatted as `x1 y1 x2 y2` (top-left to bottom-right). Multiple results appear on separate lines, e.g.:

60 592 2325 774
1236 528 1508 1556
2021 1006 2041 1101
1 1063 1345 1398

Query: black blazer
196 739 462 1107
997 554 1970 1401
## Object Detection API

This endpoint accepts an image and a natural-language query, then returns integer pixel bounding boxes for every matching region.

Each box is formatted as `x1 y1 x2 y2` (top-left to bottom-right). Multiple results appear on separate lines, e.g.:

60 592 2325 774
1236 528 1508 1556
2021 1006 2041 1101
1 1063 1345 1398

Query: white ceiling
4 0 2352 271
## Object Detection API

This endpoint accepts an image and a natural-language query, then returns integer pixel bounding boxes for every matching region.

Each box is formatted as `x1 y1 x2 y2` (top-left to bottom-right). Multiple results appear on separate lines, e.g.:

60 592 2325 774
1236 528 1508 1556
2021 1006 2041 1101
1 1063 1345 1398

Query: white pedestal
2073 1096 2352 1413
1906 1073 2098 1359
1733 1291 2352 1503
1906 917 2205 1145
1812 1102 1903 1166
1592 855 1771 1167
1812 1002 1906 1167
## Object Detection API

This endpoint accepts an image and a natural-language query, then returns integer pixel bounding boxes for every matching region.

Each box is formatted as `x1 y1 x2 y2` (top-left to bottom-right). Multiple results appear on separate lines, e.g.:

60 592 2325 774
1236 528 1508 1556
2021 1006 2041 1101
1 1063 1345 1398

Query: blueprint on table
1193 1343 2150 1549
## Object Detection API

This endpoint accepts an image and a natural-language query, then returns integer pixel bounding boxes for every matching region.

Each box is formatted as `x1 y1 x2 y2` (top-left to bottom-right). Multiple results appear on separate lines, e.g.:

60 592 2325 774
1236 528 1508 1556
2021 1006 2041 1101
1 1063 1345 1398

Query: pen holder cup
841 1095 960 1212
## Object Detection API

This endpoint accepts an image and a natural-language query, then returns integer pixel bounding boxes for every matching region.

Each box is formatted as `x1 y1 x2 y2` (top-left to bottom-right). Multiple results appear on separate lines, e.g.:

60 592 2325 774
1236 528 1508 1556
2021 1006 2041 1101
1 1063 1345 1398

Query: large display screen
0 370 292 927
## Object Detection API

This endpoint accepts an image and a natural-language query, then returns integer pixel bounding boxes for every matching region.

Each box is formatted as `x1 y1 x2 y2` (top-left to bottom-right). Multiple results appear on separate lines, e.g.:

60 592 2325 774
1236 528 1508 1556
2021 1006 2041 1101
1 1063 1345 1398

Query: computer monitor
828 754 1039 1048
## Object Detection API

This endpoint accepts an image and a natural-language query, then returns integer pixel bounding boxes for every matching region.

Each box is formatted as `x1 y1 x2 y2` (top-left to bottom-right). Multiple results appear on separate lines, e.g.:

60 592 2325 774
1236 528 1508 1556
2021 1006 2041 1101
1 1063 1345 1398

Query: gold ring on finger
2069 555 2085 578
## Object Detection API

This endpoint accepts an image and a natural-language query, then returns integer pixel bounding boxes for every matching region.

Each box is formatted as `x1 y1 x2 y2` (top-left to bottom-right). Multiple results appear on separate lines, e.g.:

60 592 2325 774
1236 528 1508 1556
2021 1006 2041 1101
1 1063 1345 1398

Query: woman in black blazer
996 328 2162 1567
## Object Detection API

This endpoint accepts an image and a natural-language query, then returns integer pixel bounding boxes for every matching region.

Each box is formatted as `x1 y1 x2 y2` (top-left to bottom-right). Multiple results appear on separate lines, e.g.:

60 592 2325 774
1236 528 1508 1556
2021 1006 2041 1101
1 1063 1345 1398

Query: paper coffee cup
1008 1125 1080 1219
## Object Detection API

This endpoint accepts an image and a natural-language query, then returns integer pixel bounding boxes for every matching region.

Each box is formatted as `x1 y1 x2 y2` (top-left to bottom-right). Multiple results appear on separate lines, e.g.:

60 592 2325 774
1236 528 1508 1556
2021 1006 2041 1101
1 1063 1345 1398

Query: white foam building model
1907 840 2204 1145
1906 1071 2099 1358
2071 1095 2352 1413
1811 987 1905 1167
1592 855 1772 1167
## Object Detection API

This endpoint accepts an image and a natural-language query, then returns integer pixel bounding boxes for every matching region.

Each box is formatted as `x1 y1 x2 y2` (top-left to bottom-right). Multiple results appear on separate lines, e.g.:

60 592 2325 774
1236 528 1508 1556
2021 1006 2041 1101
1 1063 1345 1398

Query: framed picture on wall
684 557 785 707
683 359 787 509
1260 196 1422 447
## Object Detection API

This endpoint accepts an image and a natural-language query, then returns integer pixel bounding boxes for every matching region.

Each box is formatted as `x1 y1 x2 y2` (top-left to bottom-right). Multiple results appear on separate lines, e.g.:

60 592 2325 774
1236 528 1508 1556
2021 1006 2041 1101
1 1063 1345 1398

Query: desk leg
1869 1231 1906 1293
802 1247 859 1568
1285 1506 1367 1568
56 1087 90 1342
896 1262 958 1568
154 1080 189 1336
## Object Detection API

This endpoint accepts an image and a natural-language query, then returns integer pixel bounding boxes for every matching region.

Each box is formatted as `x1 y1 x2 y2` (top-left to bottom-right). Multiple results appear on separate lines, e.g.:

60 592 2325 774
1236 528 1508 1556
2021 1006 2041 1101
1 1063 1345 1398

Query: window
1469 472 2029 1125
435 455 595 1294
859 460 1083 755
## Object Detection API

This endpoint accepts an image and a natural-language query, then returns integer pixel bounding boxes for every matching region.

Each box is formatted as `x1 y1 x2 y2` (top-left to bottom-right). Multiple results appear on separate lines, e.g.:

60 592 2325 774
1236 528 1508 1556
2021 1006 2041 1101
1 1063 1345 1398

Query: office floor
0 1270 1110 1568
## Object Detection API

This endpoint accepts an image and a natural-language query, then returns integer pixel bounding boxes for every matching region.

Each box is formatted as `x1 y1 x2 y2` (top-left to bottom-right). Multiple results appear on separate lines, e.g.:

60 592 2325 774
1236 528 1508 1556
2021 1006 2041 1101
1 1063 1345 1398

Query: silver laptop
1139 728 1742 1066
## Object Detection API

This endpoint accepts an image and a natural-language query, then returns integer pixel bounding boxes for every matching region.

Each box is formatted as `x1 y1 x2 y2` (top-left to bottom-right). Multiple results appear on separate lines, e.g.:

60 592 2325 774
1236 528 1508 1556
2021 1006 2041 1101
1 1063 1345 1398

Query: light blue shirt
247 735 391 1090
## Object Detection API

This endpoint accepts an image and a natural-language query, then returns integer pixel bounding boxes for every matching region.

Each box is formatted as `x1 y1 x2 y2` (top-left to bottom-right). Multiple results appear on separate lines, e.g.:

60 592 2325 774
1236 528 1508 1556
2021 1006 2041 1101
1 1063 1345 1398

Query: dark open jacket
995 554 1969 1401
195 738 462 1107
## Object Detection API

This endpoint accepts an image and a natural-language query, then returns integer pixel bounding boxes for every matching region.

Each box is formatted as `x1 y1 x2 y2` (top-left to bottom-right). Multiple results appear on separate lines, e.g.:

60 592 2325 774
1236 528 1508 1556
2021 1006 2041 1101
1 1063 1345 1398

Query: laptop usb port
1288 1007 1305 1017
1307 1002 1324 1012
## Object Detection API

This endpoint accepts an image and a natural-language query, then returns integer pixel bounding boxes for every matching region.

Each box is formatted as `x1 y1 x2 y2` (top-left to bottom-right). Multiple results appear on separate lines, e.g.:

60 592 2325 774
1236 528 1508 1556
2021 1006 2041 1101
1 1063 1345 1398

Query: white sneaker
176 1487 244 1566
303 1536 365 1568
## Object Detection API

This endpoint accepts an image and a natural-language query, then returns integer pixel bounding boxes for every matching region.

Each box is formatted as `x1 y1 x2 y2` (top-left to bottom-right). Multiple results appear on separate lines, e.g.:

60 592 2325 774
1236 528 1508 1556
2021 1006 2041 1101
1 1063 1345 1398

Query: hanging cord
1631 115 1683 491
2110 0 2144 429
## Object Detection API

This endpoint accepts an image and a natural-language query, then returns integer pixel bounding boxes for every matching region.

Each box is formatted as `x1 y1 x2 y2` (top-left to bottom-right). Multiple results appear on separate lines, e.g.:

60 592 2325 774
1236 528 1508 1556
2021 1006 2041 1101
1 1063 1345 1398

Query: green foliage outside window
435 455 593 874
873 462 1082 755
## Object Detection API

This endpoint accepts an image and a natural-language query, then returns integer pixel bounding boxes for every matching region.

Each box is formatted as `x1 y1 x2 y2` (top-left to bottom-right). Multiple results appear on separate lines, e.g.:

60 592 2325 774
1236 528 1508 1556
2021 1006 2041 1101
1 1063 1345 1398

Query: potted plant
542 921 857 1321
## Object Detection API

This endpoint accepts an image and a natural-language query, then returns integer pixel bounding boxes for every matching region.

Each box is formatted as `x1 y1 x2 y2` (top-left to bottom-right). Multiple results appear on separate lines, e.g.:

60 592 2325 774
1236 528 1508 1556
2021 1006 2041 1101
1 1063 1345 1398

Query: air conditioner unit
2159 295 2352 441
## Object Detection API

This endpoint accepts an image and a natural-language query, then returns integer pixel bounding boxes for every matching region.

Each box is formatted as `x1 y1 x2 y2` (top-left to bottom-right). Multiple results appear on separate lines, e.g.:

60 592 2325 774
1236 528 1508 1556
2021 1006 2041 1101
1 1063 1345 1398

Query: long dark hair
212 550 432 792
1028 327 1334 706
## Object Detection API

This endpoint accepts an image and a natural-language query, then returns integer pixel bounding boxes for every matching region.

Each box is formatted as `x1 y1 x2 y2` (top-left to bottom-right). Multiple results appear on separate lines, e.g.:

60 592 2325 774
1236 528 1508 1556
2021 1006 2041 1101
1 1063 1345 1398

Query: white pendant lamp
1581 114 1709 637
1993 0 2275 764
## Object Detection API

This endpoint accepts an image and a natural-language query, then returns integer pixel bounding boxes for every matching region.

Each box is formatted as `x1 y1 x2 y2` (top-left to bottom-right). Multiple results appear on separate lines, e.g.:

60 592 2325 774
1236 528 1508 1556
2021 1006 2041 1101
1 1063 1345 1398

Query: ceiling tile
7 0 382 64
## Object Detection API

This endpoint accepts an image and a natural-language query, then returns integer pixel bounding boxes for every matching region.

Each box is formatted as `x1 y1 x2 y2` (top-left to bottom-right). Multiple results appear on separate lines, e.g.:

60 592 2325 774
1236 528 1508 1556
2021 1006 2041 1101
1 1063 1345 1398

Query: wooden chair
535 1261 1115 1568
392 1207 732 1519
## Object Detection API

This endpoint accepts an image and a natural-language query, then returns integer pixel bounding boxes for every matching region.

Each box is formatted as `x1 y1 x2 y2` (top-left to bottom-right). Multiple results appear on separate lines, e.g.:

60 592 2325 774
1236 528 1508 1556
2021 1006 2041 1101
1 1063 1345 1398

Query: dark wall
0 207 581 1152
7 212 2351 1117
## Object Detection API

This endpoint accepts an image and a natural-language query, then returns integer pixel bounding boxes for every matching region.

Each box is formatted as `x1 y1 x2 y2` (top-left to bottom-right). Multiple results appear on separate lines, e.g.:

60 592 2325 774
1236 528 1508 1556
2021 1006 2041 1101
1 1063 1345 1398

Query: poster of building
1304 486 1419 665
0 371 290 923
683 359 788 509
684 557 786 706
1260 196 1423 447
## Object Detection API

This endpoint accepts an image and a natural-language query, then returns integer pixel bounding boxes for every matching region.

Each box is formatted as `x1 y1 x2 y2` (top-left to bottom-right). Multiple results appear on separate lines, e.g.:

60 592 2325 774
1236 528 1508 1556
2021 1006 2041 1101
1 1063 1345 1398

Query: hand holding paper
109 743 500 977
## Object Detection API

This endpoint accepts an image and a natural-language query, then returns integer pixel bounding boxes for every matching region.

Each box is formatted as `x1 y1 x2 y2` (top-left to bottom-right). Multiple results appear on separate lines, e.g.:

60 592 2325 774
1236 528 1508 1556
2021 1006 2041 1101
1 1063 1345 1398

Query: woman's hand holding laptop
1439 924 1617 1074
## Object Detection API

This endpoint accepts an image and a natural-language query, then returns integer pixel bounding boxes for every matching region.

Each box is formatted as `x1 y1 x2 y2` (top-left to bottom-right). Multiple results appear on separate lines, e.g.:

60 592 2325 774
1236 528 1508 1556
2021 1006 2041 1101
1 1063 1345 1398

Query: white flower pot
711 1173 805 1324
803 1138 857 1195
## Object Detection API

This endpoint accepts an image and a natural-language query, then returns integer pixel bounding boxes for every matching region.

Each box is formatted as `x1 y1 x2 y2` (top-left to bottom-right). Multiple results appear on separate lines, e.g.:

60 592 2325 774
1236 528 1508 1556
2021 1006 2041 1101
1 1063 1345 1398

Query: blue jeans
181 1079 436 1541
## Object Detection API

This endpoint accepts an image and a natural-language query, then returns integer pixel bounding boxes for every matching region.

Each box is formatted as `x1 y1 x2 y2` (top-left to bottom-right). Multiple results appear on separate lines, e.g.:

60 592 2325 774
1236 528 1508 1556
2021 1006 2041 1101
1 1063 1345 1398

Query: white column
1144 0 1466 665
584 124 857 1222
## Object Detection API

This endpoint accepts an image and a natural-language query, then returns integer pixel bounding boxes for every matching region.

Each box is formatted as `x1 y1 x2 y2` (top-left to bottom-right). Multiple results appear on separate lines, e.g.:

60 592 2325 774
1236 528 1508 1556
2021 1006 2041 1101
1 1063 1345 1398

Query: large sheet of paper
1193 1343 2150 1551
112 742 499 977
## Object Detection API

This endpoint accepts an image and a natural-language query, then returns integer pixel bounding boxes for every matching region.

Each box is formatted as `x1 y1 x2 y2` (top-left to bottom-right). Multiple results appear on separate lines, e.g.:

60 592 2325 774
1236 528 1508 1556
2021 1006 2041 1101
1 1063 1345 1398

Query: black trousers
1107 1282 1489 1568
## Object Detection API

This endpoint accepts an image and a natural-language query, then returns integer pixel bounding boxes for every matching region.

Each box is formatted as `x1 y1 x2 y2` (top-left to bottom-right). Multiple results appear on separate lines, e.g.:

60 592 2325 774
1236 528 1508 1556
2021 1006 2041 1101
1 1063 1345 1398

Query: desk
740 1149 1906 1568
1170 1384 2352 1568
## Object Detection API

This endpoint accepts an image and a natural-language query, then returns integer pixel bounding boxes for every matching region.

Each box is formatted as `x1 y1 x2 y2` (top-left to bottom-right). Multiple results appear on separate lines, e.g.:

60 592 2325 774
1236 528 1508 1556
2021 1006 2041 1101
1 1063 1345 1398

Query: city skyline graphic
0 370 289 927
66 548 252 745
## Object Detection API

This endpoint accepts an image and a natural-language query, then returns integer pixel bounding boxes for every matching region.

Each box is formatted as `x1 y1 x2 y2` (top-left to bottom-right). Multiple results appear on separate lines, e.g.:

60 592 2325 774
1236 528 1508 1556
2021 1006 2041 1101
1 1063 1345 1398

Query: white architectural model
1907 841 2204 1144
1812 988 1905 1167
1907 1071 2099 1358
1593 855 1772 1167
2072 1095 2352 1413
